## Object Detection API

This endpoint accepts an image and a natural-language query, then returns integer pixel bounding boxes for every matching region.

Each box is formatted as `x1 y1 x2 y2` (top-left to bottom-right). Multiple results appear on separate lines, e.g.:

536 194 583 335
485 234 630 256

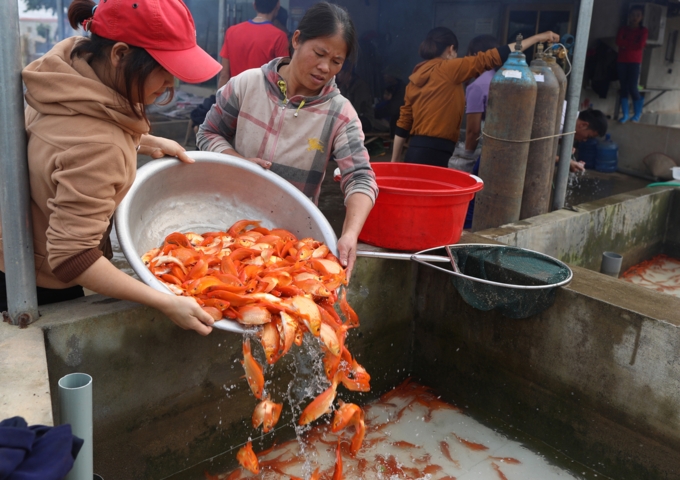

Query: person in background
272 5 290 38
616 5 648 123
217 0 289 90
197 2 378 280
0 0 222 334
374 65 406 136
560 109 609 172
390 27 559 167
336 62 388 134
188 0 290 134
449 34 499 173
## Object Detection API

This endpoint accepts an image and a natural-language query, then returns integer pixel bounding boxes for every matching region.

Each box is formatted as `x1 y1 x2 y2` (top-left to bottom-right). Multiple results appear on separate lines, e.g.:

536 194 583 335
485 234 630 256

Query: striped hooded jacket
197 57 378 206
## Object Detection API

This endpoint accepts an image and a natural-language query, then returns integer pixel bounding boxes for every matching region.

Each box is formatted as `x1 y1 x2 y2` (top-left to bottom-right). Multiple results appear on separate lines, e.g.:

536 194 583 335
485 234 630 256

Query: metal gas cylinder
472 35 537 231
520 44 560 219
544 45 568 179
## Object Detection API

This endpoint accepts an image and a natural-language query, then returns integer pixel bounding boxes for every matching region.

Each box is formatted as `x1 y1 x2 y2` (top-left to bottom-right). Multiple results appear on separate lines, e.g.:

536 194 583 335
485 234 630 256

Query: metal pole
56 0 65 42
217 0 225 88
552 0 594 210
0 0 39 325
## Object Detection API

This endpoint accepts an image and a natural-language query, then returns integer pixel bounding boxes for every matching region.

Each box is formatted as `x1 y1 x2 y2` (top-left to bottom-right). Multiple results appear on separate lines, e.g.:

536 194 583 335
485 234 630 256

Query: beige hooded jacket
0 37 149 289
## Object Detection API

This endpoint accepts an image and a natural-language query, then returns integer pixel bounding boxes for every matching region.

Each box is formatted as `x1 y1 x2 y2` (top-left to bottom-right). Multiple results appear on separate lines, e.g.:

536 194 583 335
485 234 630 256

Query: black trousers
404 146 453 168
617 62 641 101
0 270 84 312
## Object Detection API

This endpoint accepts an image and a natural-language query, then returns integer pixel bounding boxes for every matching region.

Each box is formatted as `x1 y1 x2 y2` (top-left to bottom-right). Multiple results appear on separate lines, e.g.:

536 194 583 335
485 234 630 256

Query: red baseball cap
89 0 222 83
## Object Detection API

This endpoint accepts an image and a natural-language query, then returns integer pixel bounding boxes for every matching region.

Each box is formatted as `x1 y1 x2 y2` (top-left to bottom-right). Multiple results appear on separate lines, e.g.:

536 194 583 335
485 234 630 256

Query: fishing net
415 244 572 319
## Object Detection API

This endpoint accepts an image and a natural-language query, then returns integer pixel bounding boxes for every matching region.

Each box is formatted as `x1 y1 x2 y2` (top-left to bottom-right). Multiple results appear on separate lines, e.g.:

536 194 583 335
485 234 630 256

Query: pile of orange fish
142 220 369 477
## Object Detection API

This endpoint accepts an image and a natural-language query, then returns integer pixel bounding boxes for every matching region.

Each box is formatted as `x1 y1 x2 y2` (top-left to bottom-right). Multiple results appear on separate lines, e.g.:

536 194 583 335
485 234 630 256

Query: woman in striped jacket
198 2 378 279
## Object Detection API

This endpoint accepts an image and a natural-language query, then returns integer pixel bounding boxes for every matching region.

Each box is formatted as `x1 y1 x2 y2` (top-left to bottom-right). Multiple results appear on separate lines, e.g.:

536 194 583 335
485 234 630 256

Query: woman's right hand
511 31 561 52
157 294 215 336
537 31 560 44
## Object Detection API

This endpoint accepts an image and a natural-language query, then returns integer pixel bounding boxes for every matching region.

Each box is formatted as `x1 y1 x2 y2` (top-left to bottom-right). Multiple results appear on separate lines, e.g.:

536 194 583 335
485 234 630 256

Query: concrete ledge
0 322 52 426
477 187 678 272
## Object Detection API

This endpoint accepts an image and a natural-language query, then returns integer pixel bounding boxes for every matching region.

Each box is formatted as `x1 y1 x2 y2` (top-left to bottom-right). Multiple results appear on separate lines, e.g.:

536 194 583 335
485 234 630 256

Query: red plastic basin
359 163 483 251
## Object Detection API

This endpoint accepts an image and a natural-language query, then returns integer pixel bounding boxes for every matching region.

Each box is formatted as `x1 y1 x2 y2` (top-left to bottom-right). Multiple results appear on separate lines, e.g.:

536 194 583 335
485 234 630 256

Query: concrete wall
414 233 680 480
610 122 680 177
477 186 678 273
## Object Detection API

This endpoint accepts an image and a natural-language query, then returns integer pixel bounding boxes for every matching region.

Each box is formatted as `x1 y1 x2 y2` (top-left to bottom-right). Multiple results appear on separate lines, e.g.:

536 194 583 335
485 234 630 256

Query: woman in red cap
0 0 222 335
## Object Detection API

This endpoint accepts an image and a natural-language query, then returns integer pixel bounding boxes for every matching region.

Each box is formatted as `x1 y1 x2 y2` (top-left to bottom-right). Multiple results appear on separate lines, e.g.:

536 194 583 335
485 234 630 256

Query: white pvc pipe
59 373 93 480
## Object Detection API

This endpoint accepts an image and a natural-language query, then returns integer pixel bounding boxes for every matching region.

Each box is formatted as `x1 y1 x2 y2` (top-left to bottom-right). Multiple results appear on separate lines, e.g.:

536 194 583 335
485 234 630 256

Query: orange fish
319 322 341 356
236 441 260 474
260 322 282 364
287 296 321 336
350 416 366 456
453 433 488 451
339 289 359 328
440 441 461 468
237 305 272 325
164 232 192 248
185 258 208 281
492 462 509 480
332 440 343 480
202 306 223 321
331 400 362 433
252 398 283 433
331 401 365 456
310 467 321 480
489 456 521 465
227 219 262 237
241 338 264 399
339 355 370 392
299 375 339 425
278 311 298 357
322 345 343 381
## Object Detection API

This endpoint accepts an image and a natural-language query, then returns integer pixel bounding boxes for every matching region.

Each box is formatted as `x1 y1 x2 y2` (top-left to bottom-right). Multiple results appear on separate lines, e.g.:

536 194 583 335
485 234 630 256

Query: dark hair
466 35 499 56
629 5 644 27
276 6 288 25
419 27 458 60
67 0 172 122
295 2 358 64
579 109 608 137
255 0 278 14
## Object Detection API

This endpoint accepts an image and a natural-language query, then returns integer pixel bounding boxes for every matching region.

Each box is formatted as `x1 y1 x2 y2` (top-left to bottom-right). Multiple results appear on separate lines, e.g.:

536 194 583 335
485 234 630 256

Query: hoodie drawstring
295 100 305 117
277 80 305 117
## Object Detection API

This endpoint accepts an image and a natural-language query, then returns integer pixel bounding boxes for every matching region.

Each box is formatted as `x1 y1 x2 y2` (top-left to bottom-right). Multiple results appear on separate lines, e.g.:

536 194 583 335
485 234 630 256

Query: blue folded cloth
0 417 83 480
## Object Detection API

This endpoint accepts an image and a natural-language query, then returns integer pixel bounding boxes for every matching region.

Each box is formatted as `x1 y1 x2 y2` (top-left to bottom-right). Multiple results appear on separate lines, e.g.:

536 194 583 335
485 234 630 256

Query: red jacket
617 26 648 63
